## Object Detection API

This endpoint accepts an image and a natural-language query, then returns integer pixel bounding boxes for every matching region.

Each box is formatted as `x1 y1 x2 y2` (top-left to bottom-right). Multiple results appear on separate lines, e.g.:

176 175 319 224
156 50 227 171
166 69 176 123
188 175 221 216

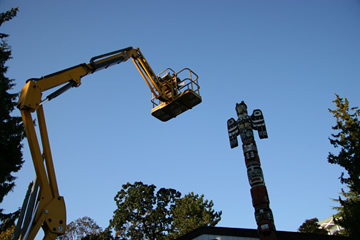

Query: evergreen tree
332 190 360 237
0 7 25 230
298 218 328 235
328 94 360 193
328 94 360 238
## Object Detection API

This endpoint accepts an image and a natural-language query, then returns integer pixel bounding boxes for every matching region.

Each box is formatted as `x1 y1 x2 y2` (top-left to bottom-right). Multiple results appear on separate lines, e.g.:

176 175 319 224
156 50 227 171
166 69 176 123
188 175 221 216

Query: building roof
175 226 349 240
318 216 343 235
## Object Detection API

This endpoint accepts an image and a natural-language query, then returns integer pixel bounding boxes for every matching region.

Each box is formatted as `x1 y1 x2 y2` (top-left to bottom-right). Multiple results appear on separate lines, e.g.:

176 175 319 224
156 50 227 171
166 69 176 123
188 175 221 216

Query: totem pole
227 101 277 240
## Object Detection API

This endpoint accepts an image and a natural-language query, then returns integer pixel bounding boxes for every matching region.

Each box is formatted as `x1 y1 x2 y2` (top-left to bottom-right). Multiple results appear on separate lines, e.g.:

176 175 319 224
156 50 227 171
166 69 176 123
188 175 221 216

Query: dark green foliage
297 218 328 235
328 94 360 193
333 190 360 238
81 229 114 240
0 6 24 227
328 94 360 238
0 9 18 37
109 182 222 240
171 192 222 239
109 182 179 240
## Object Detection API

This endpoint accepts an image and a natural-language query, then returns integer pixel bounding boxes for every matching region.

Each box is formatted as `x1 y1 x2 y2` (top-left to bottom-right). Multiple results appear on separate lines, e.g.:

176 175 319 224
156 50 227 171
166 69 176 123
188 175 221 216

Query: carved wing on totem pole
227 118 239 148
251 109 268 139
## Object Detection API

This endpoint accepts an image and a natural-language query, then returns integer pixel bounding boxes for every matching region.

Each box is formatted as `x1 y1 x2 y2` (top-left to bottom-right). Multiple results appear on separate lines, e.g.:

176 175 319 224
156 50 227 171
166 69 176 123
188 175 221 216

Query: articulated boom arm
89 47 169 102
17 47 167 112
14 47 201 240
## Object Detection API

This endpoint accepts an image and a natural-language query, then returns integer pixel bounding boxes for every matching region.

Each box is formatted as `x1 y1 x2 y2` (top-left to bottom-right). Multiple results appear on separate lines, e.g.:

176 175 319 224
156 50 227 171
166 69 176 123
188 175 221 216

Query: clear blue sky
2 0 360 238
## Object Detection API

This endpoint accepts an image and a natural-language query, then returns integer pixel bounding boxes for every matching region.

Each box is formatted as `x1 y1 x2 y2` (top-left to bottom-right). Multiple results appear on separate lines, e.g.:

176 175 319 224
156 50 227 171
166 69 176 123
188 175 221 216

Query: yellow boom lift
13 47 201 240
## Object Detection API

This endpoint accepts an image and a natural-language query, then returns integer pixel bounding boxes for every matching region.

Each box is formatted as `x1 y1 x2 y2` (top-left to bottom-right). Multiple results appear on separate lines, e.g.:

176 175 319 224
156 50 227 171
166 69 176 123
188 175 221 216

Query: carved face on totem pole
236 101 248 117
